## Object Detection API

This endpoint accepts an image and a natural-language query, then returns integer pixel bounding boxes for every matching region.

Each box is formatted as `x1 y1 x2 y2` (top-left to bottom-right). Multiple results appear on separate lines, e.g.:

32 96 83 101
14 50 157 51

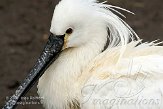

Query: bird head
50 0 139 50
50 0 107 49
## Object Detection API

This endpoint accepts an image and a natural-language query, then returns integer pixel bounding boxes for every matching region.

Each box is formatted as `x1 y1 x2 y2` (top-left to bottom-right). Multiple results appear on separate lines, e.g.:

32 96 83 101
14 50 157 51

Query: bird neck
38 31 107 109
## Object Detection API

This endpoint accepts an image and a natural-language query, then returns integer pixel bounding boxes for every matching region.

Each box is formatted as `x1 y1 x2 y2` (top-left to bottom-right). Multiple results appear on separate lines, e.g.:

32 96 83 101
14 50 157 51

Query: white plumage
37 0 163 109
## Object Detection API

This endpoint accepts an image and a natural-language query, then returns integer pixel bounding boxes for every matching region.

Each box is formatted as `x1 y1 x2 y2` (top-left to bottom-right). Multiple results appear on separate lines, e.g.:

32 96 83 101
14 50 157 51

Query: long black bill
2 33 64 109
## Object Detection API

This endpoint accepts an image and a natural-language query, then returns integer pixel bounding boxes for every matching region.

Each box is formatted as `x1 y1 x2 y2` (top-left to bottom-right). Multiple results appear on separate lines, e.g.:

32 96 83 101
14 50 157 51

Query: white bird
35 0 163 109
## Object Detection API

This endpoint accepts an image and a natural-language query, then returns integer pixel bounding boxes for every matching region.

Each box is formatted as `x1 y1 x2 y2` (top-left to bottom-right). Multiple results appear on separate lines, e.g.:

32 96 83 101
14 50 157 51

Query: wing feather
78 40 163 109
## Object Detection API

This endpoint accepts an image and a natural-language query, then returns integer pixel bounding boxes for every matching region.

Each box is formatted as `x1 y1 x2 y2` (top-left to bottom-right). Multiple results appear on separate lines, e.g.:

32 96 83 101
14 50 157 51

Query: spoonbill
3 0 163 109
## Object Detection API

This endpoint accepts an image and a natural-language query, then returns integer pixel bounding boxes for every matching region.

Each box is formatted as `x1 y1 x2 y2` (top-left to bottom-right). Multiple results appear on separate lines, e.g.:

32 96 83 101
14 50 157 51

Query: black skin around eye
66 28 73 34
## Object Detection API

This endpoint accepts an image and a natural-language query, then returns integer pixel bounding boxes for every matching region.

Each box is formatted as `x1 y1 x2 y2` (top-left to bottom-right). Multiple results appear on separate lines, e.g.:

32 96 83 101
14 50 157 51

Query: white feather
79 41 163 109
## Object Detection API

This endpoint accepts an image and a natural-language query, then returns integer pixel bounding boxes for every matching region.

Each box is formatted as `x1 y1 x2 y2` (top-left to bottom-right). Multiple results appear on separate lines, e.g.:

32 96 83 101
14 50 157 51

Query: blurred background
0 0 163 108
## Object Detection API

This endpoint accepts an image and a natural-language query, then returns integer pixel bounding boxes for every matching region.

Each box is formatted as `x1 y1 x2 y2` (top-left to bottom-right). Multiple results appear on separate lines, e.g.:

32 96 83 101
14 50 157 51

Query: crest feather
62 0 139 48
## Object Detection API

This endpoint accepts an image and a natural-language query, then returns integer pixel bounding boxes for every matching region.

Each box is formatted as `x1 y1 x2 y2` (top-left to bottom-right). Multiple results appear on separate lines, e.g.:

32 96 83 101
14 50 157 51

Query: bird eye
66 28 73 34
